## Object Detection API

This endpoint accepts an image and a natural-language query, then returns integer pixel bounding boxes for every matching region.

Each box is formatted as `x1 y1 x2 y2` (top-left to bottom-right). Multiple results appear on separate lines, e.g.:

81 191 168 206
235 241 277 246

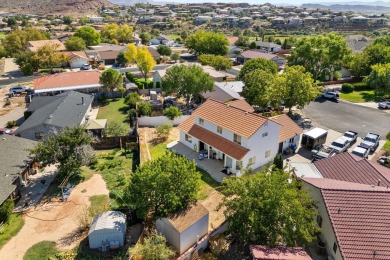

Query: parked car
342 131 358 144
378 102 390 109
311 145 336 161
9 86 31 94
0 128 14 135
81 64 91 70
378 156 390 166
360 132 380 152
329 137 351 153
322 92 339 100
351 146 369 159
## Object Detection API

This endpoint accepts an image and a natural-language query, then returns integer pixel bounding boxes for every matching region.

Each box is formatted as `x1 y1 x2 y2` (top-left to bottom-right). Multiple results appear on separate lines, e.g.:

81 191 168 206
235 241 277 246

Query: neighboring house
250 245 312 260
97 50 121 65
195 15 212 24
270 114 303 154
202 81 245 102
150 35 174 46
227 45 243 58
63 51 89 68
344 35 372 54
350 16 370 24
33 71 101 95
156 203 209 255
25 39 66 52
147 47 162 61
254 41 282 53
178 99 281 175
15 91 95 140
88 16 105 22
303 177 390 260
86 43 127 64
236 50 286 67
0 135 36 207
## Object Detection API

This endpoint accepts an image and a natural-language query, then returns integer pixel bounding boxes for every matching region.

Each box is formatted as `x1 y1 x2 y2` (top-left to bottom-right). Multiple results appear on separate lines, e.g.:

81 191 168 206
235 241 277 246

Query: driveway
0 106 26 127
303 98 390 139
0 174 109 259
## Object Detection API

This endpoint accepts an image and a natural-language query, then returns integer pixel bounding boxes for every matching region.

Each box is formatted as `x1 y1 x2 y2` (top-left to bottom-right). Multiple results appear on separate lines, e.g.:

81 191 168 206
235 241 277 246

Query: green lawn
149 142 169 160
0 33 5 40
197 167 223 200
340 90 385 103
97 98 130 133
0 214 24 248
24 241 59 260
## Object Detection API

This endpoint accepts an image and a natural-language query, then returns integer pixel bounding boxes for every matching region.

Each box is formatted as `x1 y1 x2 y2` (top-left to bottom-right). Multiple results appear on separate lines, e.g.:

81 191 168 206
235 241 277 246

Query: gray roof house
15 91 94 141
0 135 36 206
202 81 245 102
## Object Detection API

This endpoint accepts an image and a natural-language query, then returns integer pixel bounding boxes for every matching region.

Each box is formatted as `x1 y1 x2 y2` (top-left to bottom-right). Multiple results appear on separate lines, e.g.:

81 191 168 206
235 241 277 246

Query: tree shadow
57 228 86 248
361 92 384 102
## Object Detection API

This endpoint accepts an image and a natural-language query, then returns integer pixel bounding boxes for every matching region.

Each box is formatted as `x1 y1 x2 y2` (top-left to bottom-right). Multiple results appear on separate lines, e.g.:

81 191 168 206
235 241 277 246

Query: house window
199 118 204 126
35 132 44 140
185 134 192 143
333 242 338 253
234 134 241 145
217 126 223 134
316 215 323 228
236 160 242 170
265 150 271 158
249 156 256 165
262 132 268 137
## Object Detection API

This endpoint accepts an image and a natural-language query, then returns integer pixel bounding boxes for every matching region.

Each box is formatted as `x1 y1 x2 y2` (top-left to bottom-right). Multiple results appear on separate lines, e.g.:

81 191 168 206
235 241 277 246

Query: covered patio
167 141 232 183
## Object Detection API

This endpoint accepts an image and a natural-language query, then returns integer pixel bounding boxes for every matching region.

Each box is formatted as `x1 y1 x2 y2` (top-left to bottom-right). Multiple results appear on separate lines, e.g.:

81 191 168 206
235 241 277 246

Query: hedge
341 83 354 93
353 82 372 91
126 72 153 89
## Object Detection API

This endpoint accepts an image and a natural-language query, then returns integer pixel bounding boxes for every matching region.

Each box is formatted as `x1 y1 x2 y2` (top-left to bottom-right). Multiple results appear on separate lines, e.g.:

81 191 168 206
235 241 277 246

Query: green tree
116 52 127 67
64 36 86 51
16 50 39 73
170 52 180 63
163 106 182 120
276 66 322 113
129 231 175 259
155 123 173 141
78 16 90 25
3 28 49 55
63 16 73 25
124 92 141 109
185 30 229 55
137 101 152 116
366 63 390 95
106 121 128 136
288 33 352 80
235 35 249 47
162 64 214 106
21 63 34 76
117 24 133 43
198 54 232 71
101 23 133 43
7 17 17 27
219 168 319 246
349 53 370 79
273 154 283 169
99 68 123 92
241 69 276 109
238 58 278 80
29 125 94 177
35 43 68 72
124 44 156 81
0 199 14 223
363 43 390 67
74 26 101 46
127 152 200 219
157 45 172 56
139 32 151 45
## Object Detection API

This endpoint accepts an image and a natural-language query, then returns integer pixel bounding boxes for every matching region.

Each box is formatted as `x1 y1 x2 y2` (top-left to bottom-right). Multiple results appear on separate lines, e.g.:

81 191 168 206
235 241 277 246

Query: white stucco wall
303 183 343 260
179 213 209 254
156 218 181 252
281 134 301 152
70 57 89 68
88 229 125 249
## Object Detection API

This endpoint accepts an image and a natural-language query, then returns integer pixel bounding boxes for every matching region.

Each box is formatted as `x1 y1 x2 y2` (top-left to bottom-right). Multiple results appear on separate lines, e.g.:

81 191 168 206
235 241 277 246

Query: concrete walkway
0 106 26 127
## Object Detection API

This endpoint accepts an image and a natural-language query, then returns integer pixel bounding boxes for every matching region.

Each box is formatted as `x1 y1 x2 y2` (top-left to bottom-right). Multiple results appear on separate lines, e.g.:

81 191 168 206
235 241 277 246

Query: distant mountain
301 3 390 14
0 0 114 15
303 1 390 7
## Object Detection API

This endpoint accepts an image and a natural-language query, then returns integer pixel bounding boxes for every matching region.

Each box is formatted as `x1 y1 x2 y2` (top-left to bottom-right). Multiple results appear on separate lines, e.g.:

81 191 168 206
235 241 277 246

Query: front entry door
225 156 233 168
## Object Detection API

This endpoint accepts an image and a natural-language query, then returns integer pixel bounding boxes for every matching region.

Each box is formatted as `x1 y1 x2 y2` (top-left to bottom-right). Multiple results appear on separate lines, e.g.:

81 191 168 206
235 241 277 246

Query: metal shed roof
303 127 327 139
89 211 126 234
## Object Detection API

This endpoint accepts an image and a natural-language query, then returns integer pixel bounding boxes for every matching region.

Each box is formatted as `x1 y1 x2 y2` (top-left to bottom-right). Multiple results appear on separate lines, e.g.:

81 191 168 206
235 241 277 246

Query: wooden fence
92 136 138 149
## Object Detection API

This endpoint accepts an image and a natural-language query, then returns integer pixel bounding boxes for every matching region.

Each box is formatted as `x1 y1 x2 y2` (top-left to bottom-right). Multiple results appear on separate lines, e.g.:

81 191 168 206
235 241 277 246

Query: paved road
303 98 390 139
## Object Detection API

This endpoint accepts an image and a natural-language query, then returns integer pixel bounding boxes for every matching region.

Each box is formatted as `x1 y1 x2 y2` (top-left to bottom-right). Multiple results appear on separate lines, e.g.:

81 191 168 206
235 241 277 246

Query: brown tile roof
33 71 101 90
314 153 390 187
270 114 303 142
63 51 89 61
303 178 390 260
98 50 120 60
226 99 255 112
239 50 277 60
250 245 312 260
178 116 250 160
167 202 208 233
26 39 66 52
189 99 269 139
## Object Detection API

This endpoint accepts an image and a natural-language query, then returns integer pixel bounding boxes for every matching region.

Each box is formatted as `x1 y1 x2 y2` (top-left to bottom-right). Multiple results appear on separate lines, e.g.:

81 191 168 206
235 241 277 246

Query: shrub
4 100 11 106
0 199 14 223
155 123 173 141
341 83 354 93
138 101 152 116
333 71 342 81
273 153 283 169
126 72 136 82
386 131 390 141
353 82 371 91
6 120 17 128
98 64 106 70
124 92 141 109
163 106 182 120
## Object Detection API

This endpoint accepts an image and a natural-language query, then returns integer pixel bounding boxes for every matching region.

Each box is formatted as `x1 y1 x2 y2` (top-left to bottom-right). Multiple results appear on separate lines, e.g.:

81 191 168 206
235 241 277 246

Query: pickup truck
329 137 351 153
351 146 369 159
342 131 358 144
360 133 380 152
311 145 337 161
322 92 339 100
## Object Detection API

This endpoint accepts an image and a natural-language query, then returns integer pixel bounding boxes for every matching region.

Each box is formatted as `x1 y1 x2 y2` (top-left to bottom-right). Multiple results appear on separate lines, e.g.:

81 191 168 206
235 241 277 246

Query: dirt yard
0 174 109 260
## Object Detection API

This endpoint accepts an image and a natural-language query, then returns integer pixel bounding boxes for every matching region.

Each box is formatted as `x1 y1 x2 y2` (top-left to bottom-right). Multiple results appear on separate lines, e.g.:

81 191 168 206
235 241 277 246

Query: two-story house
177 99 281 175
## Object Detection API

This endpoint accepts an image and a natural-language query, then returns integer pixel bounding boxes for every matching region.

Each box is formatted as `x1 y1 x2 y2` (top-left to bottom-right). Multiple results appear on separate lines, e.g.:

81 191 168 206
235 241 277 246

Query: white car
322 92 339 100
378 102 390 109
81 64 91 70
351 146 369 159
329 137 350 153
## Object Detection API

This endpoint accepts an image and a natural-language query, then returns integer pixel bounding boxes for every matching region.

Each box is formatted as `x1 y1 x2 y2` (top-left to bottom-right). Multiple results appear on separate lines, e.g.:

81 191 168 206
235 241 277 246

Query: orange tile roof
226 99 255 112
270 114 303 142
33 71 101 90
178 116 249 160
191 99 269 139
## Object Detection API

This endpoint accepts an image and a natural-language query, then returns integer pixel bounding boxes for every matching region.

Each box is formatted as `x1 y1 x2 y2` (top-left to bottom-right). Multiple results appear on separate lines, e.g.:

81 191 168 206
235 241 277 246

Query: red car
0 128 14 135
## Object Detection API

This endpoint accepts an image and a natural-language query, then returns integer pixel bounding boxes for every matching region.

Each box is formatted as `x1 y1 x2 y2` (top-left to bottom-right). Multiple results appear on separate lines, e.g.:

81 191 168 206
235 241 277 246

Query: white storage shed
88 211 127 250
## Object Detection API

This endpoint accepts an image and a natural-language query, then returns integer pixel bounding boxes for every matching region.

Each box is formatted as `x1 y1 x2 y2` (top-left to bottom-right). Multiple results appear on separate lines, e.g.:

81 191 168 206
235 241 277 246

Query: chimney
378 179 381 186
81 96 84 105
